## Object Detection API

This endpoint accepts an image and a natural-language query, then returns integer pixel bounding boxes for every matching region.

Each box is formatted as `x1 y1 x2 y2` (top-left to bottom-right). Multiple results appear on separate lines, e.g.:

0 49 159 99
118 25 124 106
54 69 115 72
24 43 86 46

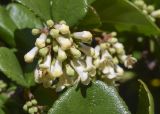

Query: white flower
73 31 92 42
103 66 117 79
85 56 95 72
57 36 72 50
113 43 124 54
50 60 63 77
39 54 52 69
79 43 95 57
100 50 112 64
34 67 43 83
54 24 70 34
94 45 101 58
57 48 67 61
151 9 160 18
115 65 124 76
71 60 90 85
24 47 39 63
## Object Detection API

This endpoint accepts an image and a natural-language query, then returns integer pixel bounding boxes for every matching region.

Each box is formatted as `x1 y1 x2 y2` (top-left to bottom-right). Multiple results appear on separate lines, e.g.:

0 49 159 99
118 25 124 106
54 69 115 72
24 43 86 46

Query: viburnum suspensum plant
0 0 157 114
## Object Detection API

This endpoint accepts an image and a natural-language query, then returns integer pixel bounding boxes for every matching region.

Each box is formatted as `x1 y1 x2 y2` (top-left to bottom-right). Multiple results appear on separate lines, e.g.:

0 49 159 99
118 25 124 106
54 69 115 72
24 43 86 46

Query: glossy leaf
0 6 17 47
137 80 154 114
78 6 101 29
93 0 160 36
48 81 131 114
0 47 27 86
15 0 51 21
51 0 88 26
87 0 96 4
7 3 43 29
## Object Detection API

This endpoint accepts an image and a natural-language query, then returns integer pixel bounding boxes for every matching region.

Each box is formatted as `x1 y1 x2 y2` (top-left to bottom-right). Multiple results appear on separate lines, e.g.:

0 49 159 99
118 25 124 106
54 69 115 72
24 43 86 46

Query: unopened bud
151 9 160 18
54 24 70 34
39 54 51 69
65 64 75 76
70 47 81 58
31 99 37 105
35 33 47 48
46 20 54 28
57 48 67 61
39 47 49 57
57 36 72 50
32 29 40 35
73 31 92 42
50 29 59 38
24 47 38 63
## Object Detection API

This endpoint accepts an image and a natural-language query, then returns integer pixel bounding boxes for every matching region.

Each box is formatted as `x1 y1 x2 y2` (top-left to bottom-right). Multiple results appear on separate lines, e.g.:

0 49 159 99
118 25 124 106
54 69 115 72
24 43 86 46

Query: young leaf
7 3 43 29
93 0 160 36
15 0 51 21
51 0 88 26
0 47 27 86
136 80 154 114
78 6 101 29
48 81 131 114
0 6 17 47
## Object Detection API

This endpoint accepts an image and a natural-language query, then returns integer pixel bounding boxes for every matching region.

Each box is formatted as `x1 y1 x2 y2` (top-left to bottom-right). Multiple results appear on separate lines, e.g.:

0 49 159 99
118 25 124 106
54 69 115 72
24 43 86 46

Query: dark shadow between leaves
75 82 92 98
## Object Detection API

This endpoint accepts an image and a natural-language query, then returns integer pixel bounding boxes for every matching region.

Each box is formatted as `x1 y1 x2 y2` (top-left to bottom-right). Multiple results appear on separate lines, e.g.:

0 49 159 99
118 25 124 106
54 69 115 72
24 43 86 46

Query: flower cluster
24 20 136 92
133 0 160 22
23 99 38 114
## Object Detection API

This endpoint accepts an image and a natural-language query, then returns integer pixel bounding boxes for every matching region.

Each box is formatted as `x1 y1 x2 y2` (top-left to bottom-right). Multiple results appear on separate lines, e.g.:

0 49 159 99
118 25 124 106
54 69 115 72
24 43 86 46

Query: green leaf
7 3 43 29
78 6 101 29
0 47 27 86
93 0 160 36
51 0 88 26
0 93 9 108
137 80 154 114
0 109 5 114
15 0 51 21
0 6 17 47
48 81 131 114
87 0 96 4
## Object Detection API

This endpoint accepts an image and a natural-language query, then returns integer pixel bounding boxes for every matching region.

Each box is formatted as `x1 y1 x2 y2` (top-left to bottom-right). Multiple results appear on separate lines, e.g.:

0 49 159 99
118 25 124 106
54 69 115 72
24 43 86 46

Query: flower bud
39 54 51 69
46 20 54 28
24 47 38 63
26 101 32 107
57 36 72 50
35 33 47 48
50 29 59 38
65 64 75 76
108 37 118 44
32 29 40 35
147 5 155 13
73 31 92 42
113 43 124 54
23 104 28 111
151 9 160 18
70 47 81 58
34 67 43 83
28 107 35 114
31 99 37 105
38 47 49 57
94 45 101 58
57 48 67 61
54 24 70 34
50 60 63 77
